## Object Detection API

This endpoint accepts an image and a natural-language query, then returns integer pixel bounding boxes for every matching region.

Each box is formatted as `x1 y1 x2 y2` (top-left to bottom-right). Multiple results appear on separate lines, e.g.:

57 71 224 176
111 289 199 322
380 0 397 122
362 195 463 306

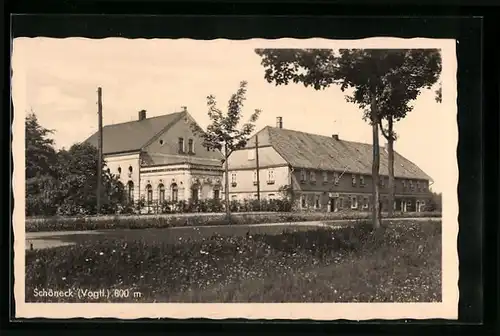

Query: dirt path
25 217 441 250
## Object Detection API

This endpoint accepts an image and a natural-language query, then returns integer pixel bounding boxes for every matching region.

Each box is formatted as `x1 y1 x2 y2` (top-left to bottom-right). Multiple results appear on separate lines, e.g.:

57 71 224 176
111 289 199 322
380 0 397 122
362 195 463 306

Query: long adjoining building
85 111 432 213
226 117 433 213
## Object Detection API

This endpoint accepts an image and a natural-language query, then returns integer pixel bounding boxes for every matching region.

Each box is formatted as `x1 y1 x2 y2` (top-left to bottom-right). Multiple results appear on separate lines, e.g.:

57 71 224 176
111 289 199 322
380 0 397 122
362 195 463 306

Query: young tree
255 48 441 229
192 81 261 221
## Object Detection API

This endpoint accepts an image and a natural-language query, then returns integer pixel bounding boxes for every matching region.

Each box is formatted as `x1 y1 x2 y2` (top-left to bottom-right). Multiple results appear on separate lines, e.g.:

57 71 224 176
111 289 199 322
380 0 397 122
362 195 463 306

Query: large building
85 111 432 213
226 117 433 213
85 109 224 208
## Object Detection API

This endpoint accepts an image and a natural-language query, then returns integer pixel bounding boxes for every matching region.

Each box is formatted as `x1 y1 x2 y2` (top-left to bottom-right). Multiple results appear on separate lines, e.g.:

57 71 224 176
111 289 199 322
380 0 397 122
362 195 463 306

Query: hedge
25 211 442 232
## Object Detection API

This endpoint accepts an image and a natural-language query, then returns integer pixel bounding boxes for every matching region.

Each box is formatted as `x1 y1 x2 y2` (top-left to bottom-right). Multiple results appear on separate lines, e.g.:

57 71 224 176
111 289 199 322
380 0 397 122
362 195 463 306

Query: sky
12 37 455 193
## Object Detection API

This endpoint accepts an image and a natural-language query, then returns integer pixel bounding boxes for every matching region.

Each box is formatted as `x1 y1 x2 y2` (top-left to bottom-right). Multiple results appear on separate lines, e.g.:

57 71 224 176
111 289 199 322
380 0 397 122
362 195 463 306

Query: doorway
329 197 338 212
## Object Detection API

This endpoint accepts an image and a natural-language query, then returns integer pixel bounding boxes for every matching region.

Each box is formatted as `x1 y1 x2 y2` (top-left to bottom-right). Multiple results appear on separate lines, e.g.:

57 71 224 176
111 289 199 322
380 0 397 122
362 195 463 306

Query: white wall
104 152 140 201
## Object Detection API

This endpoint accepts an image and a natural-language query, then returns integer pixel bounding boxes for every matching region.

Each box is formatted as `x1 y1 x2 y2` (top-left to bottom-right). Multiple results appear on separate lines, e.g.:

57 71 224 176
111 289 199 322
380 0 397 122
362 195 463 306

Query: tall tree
25 112 60 216
191 81 261 221
255 48 441 229
374 50 441 216
25 112 57 179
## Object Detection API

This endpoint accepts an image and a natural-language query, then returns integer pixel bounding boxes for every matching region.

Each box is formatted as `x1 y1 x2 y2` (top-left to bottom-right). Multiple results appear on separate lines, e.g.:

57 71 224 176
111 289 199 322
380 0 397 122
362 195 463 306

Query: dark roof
85 112 185 154
248 126 432 181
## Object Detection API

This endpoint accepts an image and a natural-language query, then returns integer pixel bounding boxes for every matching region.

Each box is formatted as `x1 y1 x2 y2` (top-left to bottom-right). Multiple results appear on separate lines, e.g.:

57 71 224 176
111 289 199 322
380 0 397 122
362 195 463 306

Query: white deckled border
12 37 458 320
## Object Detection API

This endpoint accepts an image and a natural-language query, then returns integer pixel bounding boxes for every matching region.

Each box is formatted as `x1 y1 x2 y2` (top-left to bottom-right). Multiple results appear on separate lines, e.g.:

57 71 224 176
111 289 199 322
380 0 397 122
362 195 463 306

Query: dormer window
352 174 357 187
322 171 328 183
159 139 164 146
360 175 365 187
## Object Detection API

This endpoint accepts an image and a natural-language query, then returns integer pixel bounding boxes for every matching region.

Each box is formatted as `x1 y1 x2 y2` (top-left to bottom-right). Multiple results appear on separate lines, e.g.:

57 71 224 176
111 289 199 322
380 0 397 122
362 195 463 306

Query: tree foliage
25 112 57 179
255 48 442 229
25 112 125 216
191 81 261 219
193 81 261 158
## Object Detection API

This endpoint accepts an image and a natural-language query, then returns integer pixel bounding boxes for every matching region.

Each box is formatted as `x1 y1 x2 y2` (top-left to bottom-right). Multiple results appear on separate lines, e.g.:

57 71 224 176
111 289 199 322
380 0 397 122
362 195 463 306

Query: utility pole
97 87 103 214
255 135 261 209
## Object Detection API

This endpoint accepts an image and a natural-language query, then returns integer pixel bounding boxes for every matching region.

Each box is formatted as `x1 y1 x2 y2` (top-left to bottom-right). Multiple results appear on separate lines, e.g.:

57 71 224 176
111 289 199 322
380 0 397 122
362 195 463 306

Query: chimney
181 106 187 112
138 109 147 121
332 134 339 140
276 116 283 129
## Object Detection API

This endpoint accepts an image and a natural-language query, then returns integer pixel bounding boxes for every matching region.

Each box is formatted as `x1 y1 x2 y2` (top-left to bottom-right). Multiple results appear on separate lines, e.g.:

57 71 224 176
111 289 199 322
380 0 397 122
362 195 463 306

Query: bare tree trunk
224 144 231 223
387 117 395 217
371 96 382 230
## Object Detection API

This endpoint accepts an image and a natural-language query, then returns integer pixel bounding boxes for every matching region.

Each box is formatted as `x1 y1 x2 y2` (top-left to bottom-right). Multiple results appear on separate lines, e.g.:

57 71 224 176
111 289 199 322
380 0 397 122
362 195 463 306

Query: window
420 201 426 211
231 195 237 201
363 196 369 209
300 170 307 182
159 139 164 146
360 175 365 187
402 180 407 189
188 138 194 154
323 171 328 183
127 181 134 202
213 189 220 200
178 137 185 153
301 195 306 208
423 182 428 191
416 181 420 191
128 166 133 173
315 195 320 208
409 180 414 190
117 166 122 175
351 196 358 209
310 171 316 183
267 169 275 184
380 177 385 188
171 183 179 202
158 184 165 203
253 170 258 185
231 173 237 185
352 174 357 187
333 172 339 185
248 150 255 161
338 197 344 209
146 184 153 204
191 186 199 202
268 194 275 200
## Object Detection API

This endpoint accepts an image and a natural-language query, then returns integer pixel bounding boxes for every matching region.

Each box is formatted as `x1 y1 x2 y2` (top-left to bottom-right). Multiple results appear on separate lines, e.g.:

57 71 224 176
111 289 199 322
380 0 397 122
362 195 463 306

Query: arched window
158 184 165 203
129 166 133 172
171 183 178 202
146 184 153 204
213 186 220 200
117 166 122 174
191 184 199 202
127 181 134 202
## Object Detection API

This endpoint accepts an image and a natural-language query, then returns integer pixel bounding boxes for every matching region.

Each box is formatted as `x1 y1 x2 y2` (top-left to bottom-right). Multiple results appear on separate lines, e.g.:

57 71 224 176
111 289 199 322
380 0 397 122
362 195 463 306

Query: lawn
25 220 441 303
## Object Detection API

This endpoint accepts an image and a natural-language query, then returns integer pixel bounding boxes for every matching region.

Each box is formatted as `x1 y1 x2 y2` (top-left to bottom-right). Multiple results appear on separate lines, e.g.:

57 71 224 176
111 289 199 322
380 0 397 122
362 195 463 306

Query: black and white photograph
12 37 458 320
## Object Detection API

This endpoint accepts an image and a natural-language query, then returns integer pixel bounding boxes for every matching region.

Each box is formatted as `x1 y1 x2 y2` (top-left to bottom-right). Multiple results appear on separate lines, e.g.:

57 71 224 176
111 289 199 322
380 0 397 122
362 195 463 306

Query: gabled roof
85 112 185 154
246 126 432 181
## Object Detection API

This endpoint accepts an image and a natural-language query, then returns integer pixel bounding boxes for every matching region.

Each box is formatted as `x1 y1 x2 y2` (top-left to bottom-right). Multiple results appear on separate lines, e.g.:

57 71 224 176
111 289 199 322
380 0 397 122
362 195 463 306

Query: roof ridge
139 111 187 150
102 111 183 128
268 126 372 147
